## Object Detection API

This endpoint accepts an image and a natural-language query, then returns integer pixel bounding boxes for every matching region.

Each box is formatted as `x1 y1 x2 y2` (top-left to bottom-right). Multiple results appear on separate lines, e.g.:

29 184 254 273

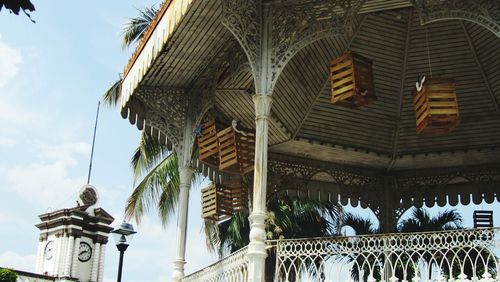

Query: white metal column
247 94 272 282
172 166 194 281
172 118 195 282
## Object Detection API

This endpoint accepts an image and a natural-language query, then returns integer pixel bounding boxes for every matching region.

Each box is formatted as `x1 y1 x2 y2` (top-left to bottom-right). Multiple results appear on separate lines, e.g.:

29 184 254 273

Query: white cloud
0 38 22 88
0 211 30 226
0 251 36 272
0 137 16 147
0 97 38 126
5 142 90 208
37 142 90 165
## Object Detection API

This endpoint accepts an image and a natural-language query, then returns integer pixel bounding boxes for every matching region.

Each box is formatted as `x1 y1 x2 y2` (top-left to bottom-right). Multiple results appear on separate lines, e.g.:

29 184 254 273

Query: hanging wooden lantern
412 77 460 135
201 179 248 221
217 124 255 175
221 179 248 213
197 118 224 166
330 51 376 108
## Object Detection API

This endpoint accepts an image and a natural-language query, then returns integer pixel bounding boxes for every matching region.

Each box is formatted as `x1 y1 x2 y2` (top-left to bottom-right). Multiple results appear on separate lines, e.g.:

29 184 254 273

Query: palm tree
399 208 497 280
121 5 158 49
397 208 462 233
124 131 180 225
398 208 462 281
341 208 465 281
102 5 185 225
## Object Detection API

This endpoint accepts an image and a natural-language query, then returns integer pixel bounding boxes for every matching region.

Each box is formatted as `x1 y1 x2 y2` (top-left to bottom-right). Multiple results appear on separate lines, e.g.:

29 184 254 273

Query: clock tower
35 185 114 282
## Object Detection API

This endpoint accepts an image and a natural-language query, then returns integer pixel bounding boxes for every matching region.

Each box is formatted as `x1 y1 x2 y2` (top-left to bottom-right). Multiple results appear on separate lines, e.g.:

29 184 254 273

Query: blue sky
0 2 498 282
0 2 216 281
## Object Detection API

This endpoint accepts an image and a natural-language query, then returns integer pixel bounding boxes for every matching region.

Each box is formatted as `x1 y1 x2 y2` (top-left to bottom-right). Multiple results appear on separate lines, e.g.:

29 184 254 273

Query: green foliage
0 0 35 22
121 5 158 49
102 4 158 108
398 208 462 233
0 268 18 282
205 194 343 257
102 80 122 108
343 213 380 235
123 130 203 226
124 131 179 226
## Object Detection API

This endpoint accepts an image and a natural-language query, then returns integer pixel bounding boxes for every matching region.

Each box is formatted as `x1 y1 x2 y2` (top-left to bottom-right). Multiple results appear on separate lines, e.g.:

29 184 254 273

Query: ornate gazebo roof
118 0 500 227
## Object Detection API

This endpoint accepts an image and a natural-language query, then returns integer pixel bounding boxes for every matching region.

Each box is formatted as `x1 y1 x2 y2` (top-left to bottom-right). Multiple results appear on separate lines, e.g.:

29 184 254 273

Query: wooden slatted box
330 51 376 108
222 179 248 213
201 184 232 221
201 179 248 221
412 78 460 135
217 125 255 175
197 119 224 166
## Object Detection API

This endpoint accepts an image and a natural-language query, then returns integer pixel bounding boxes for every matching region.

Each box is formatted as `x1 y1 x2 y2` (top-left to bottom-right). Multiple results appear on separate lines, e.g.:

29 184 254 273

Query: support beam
461 21 500 119
247 94 273 282
387 10 413 172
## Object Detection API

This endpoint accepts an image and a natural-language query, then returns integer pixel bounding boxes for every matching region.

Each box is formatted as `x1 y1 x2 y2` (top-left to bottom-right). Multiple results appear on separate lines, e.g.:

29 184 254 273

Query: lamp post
111 222 137 282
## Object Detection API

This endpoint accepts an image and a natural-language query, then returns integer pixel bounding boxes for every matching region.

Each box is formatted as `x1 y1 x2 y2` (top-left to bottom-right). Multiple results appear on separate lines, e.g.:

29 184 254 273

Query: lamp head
111 222 137 249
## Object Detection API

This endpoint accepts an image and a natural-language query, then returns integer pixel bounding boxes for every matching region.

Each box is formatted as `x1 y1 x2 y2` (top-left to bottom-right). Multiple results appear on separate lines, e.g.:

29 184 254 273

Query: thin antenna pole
87 101 101 184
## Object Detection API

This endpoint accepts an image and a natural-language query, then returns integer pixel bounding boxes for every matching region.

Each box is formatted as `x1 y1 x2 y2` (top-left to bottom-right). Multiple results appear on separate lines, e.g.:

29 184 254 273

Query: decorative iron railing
182 246 248 282
275 228 500 282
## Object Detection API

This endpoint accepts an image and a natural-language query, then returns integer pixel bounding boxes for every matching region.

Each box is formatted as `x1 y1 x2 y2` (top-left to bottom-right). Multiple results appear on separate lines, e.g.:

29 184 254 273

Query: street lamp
111 222 137 282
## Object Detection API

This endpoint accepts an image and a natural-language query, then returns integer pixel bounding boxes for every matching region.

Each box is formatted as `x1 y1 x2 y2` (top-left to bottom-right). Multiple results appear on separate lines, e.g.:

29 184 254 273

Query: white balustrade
275 228 500 282
182 229 499 282
182 247 248 282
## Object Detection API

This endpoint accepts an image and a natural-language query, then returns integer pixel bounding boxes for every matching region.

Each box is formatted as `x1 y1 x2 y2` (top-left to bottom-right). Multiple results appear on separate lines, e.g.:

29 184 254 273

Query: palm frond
122 5 158 49
124 152 179 226
343 213 379 235
398 208 463 233
102 80 122 107
435 209 462 230
131 131 170 180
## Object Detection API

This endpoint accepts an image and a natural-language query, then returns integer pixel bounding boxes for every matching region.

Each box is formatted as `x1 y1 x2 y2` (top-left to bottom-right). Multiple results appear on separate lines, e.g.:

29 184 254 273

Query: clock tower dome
35 185 114 282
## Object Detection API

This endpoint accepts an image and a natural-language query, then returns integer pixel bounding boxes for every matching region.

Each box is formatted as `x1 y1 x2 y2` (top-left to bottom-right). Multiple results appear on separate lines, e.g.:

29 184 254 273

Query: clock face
44 241 55 261
78 242 92 262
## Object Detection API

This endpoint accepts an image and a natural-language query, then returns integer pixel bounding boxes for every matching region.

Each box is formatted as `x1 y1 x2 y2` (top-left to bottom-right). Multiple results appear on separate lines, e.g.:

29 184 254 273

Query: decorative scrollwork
134 87 188 147
268 156 379 187
395 164 500 188
269 0 365 88
412 0 500 37
221 0 261 76
222 0 365 93
144 111 181 145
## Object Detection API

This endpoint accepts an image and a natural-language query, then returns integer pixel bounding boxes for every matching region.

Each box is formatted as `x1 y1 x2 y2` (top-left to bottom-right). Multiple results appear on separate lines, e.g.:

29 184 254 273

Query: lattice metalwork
222 0 366 92
182 247 248 282
411 0 500 37
221 0 261 77
275 228 500 282
268 157 379 187
269 0 366 86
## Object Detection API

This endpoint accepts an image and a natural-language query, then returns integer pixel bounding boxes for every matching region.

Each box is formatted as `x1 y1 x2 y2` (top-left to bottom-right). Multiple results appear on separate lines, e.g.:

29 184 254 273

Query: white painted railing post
172 165 194 282
247 94 273 282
